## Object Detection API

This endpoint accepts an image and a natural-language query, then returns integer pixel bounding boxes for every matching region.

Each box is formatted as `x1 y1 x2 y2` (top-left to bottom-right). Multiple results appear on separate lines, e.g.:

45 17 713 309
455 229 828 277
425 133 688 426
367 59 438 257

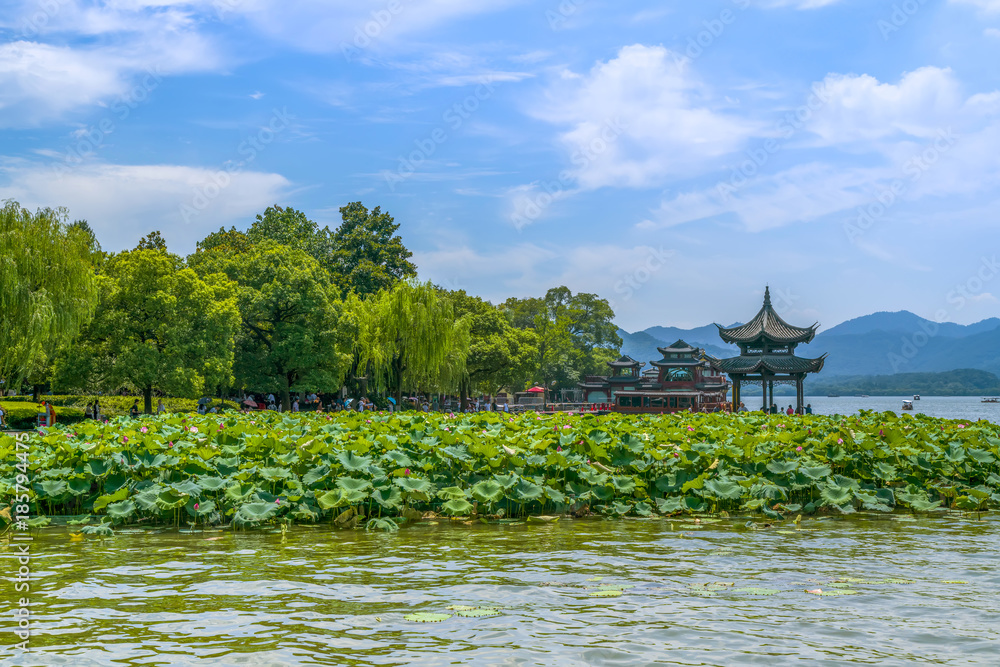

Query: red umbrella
527 386 545 393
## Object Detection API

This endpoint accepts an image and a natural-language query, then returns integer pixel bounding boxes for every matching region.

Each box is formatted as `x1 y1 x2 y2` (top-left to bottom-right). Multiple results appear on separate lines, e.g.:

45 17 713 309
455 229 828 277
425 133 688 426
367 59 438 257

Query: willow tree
354 281 470 404
0 202 98 390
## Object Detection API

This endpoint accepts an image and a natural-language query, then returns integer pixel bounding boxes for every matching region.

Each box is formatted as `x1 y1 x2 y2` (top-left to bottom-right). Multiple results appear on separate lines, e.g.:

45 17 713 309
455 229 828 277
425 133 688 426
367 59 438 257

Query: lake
770 395 1000 423
3 516 998 666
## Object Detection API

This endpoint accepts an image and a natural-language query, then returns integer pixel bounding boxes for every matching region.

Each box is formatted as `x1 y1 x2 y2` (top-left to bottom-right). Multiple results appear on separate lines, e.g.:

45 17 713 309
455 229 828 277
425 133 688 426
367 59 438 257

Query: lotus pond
3 411 1000 664
5 410 1000 532
2 516 999 665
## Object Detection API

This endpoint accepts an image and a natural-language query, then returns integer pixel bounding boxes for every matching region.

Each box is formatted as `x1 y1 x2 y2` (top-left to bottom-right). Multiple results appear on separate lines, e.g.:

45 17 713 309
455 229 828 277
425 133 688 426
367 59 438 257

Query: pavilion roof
656 339 698 355
607 355 644 369
716 353 827 375
716 287 818 345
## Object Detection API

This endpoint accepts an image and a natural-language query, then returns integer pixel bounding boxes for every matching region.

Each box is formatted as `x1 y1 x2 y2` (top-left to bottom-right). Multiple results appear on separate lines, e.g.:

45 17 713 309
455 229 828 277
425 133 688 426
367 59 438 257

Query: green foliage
59 250 240 413
332 202 416 297
0 201 99 386
5 410 999 533
501 287 621 391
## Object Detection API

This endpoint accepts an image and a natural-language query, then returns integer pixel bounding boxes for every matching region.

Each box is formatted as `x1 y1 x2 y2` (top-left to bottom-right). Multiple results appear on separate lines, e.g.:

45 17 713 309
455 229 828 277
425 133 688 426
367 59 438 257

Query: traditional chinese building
579 343 730 413
715 287 826 414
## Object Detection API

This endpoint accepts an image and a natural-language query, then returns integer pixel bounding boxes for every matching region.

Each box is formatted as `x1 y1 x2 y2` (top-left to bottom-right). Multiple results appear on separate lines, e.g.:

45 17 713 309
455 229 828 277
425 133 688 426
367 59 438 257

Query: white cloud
950 0 1000 12
0 1 225 126
530 44 758 190
231 0 525 54
806 67 966 144
0 161 292 252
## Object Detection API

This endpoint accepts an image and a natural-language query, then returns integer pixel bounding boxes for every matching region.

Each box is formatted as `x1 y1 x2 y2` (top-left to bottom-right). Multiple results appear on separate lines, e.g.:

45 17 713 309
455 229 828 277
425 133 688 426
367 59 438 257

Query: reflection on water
2 516 999 666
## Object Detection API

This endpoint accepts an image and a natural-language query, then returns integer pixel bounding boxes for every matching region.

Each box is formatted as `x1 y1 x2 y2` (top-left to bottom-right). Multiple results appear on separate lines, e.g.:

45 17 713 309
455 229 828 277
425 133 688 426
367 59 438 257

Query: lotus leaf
336 451 372 472
337 477 372 493
93 487 129 511
441 499 474 515
471 480 505 505
105 500 136 521
404 613 450 623
437 486 468 501
456 608 500 618
234 501 279 524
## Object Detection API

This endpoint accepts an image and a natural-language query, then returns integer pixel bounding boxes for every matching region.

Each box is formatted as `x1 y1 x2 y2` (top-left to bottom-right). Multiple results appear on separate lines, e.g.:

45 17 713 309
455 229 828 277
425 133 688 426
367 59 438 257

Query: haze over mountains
619 311 1000 379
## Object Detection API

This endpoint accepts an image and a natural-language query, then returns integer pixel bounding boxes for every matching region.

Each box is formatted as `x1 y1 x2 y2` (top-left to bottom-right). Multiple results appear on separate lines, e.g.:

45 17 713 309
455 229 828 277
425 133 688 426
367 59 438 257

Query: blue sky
2 0 1000 333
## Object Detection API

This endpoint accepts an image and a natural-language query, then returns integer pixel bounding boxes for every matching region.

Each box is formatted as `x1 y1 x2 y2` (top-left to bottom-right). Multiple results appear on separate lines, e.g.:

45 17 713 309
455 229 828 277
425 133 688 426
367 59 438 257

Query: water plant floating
3 409 999 532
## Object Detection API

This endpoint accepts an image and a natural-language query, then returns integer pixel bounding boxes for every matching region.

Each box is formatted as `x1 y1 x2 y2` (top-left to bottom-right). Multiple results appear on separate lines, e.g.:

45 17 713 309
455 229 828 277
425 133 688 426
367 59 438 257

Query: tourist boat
982 397 1000 403
913 395 920 401
902 399 914 411
827 394 840 398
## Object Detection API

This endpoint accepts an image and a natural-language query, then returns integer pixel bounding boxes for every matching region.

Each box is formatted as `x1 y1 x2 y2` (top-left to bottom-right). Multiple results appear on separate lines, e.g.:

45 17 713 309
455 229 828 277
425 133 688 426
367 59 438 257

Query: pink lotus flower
275 499 281 505
556 446 563 452
796 446 803 452
404 468 410 476
122 436 128 444
879 430 884 437
190 427 199 434
687 426 695 431
837 438 844 445
140 427 148 434
778 424 785 429
194 503 199 510
673 452 680 458
168 442 174 448
563 425 571 429
959 424 966 429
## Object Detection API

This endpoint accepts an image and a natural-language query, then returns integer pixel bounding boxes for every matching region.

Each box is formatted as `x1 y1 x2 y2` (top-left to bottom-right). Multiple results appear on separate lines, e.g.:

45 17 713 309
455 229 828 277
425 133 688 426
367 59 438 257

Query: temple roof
716 353 827 375
656 339 698 356
607 355 644 369
716 287 818 345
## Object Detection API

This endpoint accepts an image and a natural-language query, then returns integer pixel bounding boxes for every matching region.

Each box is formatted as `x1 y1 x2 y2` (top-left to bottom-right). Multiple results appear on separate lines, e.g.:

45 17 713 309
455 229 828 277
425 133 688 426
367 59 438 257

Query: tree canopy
0 201 99 388
62 249 240 412
332 202 417 297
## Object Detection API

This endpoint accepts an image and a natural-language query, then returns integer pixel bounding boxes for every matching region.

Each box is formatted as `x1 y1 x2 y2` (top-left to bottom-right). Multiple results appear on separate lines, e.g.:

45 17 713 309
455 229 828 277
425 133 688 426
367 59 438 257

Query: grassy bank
1 396 203 429
2 411 998 535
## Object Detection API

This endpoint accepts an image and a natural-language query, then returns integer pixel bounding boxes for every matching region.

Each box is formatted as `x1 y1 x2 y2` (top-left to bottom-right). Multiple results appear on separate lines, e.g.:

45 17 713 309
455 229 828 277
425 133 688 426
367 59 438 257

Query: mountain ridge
618 311 1000 378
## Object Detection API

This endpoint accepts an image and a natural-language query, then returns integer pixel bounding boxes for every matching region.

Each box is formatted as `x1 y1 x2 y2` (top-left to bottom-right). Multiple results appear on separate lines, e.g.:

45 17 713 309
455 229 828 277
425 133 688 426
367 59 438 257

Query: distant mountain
821 311 1000 338
807 369 1000 397
618 311 1000 379
617 327 735 364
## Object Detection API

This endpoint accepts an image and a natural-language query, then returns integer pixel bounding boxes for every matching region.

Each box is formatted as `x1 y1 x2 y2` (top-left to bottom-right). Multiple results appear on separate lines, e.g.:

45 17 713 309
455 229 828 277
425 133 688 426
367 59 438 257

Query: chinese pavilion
715 287 826 414
579 343 730 414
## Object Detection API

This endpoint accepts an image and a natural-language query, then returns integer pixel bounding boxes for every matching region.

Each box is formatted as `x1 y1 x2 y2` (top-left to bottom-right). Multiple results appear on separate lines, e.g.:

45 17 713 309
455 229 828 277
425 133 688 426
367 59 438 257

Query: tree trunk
460 378 469 413
32 384 42 403
143 385 153 415
281 373 292 413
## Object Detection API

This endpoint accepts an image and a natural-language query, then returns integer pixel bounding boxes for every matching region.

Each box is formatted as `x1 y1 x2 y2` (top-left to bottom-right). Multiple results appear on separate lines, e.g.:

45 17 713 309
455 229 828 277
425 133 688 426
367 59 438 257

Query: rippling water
3 516 999 666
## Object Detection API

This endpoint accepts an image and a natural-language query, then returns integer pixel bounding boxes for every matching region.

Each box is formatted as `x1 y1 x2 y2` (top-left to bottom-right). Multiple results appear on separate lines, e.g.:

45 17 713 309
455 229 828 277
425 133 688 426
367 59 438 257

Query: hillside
806 369 1000 397
620 311 1000 378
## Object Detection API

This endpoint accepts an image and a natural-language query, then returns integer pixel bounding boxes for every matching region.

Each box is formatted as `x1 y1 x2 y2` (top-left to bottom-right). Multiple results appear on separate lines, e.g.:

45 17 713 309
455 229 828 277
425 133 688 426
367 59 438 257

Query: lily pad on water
456 608 501 618
806 589 859 596
733 587 780 596
589 590 622 598
882 578 916 585
404 612 451 623
942 580 969 584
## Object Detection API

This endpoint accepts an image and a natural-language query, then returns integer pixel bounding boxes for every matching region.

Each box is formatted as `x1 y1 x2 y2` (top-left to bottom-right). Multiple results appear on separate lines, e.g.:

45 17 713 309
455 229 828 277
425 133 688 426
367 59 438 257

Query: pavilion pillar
733 378 741 411
796 376 804 414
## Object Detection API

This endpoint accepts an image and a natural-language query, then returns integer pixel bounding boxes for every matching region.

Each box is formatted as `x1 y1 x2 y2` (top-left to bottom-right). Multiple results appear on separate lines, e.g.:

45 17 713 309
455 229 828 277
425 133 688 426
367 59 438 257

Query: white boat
983 397 999 404
902 400 914 411
913 395 920 401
